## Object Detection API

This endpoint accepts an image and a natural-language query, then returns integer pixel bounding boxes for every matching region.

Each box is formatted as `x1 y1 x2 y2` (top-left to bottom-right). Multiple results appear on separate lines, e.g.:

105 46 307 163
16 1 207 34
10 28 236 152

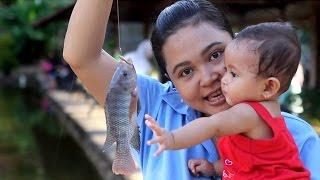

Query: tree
0 0 71 74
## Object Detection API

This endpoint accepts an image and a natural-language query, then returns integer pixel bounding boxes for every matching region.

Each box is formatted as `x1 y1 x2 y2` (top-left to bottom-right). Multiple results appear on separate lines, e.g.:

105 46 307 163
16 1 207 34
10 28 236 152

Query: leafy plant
0 0 72 73
300 88 320 122
0 32 19 74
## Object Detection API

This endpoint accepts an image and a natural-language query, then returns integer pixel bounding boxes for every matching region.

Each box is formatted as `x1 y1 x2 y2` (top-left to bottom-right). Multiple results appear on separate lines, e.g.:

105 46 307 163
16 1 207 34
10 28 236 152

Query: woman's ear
261 77 281 99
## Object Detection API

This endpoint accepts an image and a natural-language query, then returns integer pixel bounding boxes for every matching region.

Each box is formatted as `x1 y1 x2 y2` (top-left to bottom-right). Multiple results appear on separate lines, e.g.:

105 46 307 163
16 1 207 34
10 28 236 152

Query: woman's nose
199 66 218 87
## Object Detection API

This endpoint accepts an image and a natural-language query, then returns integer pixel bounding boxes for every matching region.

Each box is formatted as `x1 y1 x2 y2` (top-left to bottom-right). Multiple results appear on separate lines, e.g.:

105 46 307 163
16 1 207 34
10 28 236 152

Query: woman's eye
180 68 193 77
209 51 222 62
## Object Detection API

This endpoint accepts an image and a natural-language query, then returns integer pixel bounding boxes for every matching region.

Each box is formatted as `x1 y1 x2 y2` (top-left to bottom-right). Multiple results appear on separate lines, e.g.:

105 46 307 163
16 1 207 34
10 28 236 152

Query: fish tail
112 144 137 175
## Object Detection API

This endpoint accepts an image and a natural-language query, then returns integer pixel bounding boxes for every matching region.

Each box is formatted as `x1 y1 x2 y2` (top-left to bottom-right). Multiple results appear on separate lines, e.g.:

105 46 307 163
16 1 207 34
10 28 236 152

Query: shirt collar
160 83 190 115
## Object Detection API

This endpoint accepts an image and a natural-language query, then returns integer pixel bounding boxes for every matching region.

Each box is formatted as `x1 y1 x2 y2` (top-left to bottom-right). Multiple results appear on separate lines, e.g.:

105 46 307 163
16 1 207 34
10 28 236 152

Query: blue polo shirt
136 75 320 180
282 112 320 180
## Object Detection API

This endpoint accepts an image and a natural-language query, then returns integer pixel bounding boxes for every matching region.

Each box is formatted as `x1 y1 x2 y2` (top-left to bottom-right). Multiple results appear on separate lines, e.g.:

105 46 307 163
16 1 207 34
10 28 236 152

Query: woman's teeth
207 90 224 102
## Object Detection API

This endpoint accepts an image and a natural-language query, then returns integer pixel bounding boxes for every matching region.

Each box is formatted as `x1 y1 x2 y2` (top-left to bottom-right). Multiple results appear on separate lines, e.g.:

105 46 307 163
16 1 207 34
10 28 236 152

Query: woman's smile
204 89 225 106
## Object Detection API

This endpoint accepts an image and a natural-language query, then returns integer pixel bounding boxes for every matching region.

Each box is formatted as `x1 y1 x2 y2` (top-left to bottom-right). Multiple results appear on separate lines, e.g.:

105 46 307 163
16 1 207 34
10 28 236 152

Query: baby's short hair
234 22 301 93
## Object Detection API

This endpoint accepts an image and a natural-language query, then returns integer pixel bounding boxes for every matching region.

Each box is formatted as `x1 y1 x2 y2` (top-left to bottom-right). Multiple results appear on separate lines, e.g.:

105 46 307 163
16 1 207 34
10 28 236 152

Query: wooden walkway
47 90 142 180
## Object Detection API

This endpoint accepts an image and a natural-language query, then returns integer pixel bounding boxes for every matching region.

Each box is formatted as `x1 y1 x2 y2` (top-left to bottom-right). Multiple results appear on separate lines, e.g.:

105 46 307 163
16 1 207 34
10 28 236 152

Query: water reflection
0 86 101 180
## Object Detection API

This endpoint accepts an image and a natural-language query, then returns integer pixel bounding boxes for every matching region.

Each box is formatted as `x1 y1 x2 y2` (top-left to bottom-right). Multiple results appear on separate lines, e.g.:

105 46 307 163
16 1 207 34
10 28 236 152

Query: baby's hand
188 159 216 177
144 114 175 156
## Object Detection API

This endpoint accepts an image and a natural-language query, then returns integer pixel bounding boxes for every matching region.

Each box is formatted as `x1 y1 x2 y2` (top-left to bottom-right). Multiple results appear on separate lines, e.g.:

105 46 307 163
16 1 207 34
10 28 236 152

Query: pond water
0 86 102 180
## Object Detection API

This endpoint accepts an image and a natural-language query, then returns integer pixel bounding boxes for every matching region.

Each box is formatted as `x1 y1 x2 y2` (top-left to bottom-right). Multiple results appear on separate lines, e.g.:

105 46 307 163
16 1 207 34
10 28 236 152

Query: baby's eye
209 51 222 62
231 71 237 77
180 68 193 77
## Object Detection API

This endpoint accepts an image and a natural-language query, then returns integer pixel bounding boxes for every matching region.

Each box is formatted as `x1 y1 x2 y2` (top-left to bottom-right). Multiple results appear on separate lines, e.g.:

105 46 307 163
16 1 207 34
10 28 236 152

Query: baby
145 22 310 179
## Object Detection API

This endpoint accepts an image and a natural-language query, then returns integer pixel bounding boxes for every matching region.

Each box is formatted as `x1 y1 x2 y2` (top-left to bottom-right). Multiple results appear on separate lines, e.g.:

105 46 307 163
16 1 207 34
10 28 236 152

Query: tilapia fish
103 58 140 175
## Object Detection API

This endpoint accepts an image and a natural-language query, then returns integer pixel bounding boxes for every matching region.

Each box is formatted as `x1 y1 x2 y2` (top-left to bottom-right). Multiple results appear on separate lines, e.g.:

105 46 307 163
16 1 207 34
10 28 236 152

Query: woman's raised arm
63 0 117 105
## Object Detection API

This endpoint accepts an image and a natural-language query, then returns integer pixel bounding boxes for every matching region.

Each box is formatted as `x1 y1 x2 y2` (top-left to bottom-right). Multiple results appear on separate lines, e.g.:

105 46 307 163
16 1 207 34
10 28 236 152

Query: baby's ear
261 77 281 99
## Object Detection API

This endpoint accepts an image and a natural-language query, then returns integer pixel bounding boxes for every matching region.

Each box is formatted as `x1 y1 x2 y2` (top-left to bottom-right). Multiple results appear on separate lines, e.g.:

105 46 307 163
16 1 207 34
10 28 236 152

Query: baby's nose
221 75 228 86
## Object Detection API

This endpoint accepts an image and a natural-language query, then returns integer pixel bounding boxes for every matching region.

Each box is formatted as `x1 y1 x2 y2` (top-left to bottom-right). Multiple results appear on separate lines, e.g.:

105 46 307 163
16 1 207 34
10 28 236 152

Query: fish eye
123 71 128 77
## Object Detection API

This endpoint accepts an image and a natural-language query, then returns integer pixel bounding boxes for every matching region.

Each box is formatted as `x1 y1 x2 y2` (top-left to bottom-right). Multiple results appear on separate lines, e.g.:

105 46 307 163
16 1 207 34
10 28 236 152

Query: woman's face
163 22 232 116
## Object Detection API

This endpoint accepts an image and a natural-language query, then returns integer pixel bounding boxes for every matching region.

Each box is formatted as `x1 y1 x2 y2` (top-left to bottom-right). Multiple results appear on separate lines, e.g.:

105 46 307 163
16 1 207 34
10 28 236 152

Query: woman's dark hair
151 0 233 82
234 22 301 93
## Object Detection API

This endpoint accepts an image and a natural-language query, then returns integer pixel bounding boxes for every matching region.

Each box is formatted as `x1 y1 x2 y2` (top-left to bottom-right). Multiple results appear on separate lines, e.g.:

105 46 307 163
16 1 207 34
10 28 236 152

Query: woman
63 0 320 179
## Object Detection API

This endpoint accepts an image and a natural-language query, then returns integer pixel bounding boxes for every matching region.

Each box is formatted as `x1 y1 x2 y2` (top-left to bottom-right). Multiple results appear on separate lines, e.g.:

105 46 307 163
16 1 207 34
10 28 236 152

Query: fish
103 57 140 175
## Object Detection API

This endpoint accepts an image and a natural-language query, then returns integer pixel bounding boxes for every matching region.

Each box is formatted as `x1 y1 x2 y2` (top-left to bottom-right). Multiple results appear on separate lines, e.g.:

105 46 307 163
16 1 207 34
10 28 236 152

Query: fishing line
117 0 122 54
52 74 76 166
52 65 76 164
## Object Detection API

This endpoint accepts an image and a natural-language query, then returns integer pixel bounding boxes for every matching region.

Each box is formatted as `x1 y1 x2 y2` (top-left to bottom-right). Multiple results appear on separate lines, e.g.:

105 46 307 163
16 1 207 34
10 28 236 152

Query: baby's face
221 41 266 106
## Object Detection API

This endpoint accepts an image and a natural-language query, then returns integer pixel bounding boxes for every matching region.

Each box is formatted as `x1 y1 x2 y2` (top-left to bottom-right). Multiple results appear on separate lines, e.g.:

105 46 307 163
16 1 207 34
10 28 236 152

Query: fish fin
102 136 115 153
128 89 140 152
104 88 113 125
130 125 140 153
104 109 109 126
112 143 138 175
129 88 138 120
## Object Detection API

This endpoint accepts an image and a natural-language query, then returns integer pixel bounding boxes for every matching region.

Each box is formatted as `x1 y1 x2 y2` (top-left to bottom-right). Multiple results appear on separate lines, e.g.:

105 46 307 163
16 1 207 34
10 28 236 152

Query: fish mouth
204 89 225 106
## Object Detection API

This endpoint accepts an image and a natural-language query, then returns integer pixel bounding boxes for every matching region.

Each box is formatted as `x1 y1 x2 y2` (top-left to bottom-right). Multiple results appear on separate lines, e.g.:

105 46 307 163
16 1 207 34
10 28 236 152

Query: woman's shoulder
282 112 318 140
282 112 313 129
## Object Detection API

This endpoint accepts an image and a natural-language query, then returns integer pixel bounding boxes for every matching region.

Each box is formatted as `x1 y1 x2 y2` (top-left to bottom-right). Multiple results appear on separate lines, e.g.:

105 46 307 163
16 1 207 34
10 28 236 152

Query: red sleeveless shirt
218 101 310 180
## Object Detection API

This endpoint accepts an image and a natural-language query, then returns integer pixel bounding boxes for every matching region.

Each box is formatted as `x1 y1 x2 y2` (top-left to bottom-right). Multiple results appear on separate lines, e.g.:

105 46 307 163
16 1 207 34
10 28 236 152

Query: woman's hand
145 114 175 156
188 159 216 177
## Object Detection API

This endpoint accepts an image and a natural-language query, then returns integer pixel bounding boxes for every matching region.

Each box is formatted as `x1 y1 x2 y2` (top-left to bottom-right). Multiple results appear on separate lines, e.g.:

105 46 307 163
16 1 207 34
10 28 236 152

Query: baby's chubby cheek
221 88 233 106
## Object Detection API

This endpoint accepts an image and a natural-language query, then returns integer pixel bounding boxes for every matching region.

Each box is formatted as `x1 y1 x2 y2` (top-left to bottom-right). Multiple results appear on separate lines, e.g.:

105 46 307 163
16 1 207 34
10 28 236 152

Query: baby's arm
145 103 261 155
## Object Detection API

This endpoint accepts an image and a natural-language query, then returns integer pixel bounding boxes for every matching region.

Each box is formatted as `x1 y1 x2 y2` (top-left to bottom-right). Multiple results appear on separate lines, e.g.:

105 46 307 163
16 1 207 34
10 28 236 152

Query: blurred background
0 0 319 180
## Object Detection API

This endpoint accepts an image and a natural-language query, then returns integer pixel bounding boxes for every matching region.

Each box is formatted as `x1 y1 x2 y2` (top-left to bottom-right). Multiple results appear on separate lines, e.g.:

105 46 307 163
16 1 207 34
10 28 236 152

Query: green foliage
0 32 19 74
0 86 63 155
0 0 17 6
0 0 72 72
300 88 320 122
0 86 61 179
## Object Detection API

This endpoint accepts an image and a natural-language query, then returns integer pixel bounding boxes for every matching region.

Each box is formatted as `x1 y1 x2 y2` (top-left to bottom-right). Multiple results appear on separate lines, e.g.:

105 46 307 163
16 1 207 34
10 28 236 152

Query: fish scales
103 58 140 176
106 90 131 153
